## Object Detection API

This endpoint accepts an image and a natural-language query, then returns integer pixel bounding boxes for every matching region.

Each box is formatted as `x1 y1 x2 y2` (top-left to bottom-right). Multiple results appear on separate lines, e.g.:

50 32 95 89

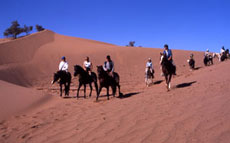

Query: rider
59 56 68 72
83 56 93 75
187 54 195 69
103 55 114 77
163 44 176 75
204 49 210 57
220 46 225 56
146 58 154 77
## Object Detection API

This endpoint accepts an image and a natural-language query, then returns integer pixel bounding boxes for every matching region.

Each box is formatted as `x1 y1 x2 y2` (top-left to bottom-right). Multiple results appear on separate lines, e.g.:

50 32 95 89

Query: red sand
0 30 230 143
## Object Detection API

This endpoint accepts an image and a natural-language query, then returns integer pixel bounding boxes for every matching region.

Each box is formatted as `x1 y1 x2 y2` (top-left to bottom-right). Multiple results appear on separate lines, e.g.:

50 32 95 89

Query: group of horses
52 50 230 101
52 65 122 101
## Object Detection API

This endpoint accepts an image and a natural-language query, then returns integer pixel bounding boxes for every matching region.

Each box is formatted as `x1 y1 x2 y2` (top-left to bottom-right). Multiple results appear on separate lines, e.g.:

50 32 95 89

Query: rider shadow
176 81 197 88
194 67 201 70
118 92 141 99
153 80 164 85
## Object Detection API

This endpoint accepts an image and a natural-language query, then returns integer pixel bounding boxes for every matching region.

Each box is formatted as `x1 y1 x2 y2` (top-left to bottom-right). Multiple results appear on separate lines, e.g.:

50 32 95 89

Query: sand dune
0 30 229 143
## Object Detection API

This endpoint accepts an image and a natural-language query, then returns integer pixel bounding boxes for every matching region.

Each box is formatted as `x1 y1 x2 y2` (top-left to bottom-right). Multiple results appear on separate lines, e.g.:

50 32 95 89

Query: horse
52 70 72 97
145 67 154 87
74 65 98 98
187 59 195 70
213 53 221 61
160 54 176 91
96 65 121 100
220 50 229 61
204 55 213 66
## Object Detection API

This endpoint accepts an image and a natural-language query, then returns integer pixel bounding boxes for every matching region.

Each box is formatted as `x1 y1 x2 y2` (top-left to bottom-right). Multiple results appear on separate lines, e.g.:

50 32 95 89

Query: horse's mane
74 65 84 71
97 65 108 77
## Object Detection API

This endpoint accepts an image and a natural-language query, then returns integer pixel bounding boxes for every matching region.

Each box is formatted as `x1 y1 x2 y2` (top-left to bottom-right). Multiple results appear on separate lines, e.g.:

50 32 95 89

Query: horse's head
160 53 168 65
52 71 61 84
96 65 104 74
74 65 85 77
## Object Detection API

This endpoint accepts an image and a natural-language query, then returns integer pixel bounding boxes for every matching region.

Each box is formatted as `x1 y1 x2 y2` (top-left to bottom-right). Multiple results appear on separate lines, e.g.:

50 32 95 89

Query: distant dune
0 30 229 143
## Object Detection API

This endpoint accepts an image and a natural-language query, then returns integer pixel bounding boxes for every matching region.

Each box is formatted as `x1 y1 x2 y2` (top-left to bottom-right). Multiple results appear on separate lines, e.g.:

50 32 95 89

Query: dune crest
0 30 230 143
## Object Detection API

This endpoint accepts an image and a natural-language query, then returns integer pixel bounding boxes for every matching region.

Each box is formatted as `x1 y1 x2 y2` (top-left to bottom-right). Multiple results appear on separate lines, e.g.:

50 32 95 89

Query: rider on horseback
204 49 210 57
59 56 68 72
220 46 225 56
163 44 176 75
103 55 114 77
83 56 93 75
145 58 154 78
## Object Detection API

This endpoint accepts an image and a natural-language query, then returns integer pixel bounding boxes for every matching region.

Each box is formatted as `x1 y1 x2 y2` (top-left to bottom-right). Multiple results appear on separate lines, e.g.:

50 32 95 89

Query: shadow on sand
194 67 201 70
153 80 164 85
118 92 140 99
176 81 197 88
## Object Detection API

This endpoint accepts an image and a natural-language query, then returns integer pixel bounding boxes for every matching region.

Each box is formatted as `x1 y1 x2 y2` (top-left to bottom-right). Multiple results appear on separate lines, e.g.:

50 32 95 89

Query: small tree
36 24 45 32
128 41 135 47
23 25 33 35
3 21 23 39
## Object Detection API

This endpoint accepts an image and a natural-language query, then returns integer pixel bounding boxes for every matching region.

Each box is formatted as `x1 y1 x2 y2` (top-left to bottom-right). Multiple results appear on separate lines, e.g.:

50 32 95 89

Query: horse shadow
194 67 201 70
118 92 140 99
176 81 197 88
153 80 164 85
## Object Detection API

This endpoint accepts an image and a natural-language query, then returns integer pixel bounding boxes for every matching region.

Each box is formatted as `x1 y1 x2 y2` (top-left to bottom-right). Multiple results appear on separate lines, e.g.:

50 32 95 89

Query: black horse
96 66 121 100
204 55 213 66
145 67 154 87
220 50 229 61
188 59 195 70
74 65 99 98
52 71 72 97
160 54 176 91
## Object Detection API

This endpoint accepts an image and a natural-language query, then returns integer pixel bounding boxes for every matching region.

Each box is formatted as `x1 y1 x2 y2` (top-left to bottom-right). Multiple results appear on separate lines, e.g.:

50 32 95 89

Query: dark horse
188 59 195 70
204 55 213 66
96 66 121 100
220 50 229 61
145 67 154 87
74 65 99 98
52 71 72 97
160 54 176 91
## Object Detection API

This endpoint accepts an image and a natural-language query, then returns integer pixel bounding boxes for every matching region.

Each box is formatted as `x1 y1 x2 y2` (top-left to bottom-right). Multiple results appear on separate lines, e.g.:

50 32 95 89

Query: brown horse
96 66 122 101
74 65 98 99
160 54 176 91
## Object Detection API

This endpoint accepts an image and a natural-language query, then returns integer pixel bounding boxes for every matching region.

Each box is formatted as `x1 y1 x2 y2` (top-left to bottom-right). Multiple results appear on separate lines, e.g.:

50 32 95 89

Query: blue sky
0 0 229 52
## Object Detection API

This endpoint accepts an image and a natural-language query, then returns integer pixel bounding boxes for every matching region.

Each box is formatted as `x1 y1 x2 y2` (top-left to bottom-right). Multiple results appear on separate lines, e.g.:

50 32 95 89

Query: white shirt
84 61 91 68
59 61 68 71
146 62 153 69
220 49 225 54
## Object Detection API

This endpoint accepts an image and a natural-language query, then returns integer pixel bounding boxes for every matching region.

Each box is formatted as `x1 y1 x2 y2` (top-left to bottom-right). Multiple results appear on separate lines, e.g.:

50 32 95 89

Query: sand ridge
0 30 229 143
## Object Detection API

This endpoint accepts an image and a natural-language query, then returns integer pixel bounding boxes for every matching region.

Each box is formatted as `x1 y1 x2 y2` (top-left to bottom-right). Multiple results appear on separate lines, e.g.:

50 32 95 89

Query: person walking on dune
59 56 68 72
103 55 114 77
83 56 93 75
163 44 176 75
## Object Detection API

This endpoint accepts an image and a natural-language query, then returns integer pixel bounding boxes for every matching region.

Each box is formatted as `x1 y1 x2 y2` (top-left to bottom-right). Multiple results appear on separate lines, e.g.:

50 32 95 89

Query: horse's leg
107 87 110 100
89 83 92 97
65 83 69 96
112 85 116 97
165 75 169 91
83 84 86 98
168 74 172 90
117 84 122 97
96 86 102 101
60 84 62 97
67 82 71 96
94 81 99 97
77 83 82 98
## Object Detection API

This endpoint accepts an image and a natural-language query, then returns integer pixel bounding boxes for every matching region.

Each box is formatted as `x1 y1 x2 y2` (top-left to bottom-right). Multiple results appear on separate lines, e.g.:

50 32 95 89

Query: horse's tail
91 72 99 95
113 72 120 84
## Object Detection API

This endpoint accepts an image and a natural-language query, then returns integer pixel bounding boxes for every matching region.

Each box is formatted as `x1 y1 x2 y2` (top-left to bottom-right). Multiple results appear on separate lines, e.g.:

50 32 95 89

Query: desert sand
0 30 230 143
